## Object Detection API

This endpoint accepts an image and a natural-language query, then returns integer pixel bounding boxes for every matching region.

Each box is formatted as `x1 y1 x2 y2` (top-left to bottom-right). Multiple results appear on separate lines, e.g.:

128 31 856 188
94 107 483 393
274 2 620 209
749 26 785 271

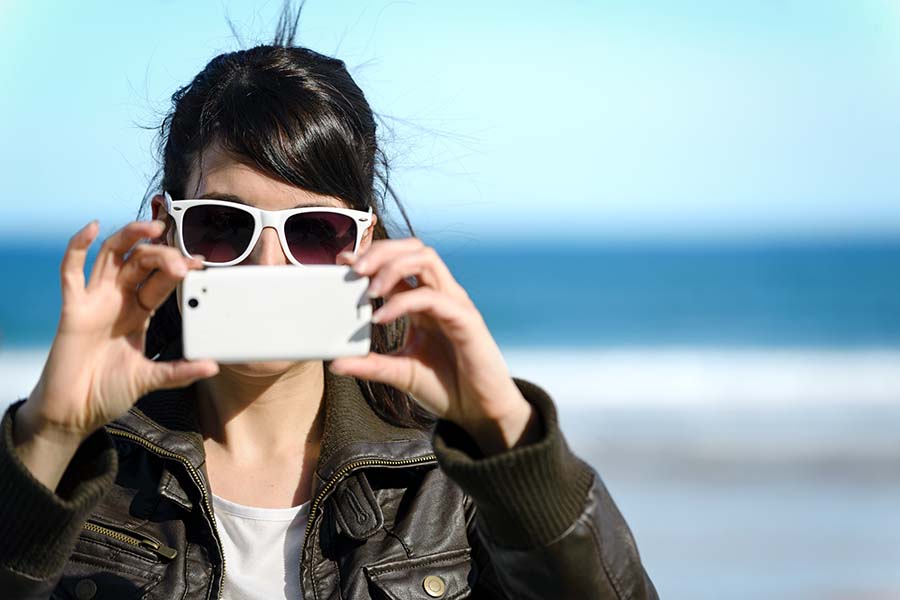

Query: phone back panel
181 265 371 362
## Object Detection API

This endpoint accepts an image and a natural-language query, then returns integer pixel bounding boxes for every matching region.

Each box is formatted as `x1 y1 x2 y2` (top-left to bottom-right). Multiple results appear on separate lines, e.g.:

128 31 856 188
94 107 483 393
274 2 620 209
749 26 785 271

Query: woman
0 8 657 600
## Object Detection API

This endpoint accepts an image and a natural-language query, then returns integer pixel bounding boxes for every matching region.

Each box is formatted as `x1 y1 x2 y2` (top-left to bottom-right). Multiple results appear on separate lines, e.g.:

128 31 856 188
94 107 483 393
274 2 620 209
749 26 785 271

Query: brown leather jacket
0 368 658 599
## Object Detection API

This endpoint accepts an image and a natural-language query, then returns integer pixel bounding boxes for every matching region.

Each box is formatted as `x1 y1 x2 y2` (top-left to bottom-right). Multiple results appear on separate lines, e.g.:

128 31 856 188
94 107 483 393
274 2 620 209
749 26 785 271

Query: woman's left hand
329 238 540 455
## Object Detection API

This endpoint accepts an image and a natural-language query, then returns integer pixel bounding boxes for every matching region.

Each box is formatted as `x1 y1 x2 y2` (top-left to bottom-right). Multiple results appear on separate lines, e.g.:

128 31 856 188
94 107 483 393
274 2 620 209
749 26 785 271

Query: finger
347 237 426 275
88 220 167 290
365 247 450 298
376 275 416 300
118 244 199 290
372 287 477 339
352 241 469 303
135 252 204 314
60 220 100 301
329 352 427 403
142 358 220 392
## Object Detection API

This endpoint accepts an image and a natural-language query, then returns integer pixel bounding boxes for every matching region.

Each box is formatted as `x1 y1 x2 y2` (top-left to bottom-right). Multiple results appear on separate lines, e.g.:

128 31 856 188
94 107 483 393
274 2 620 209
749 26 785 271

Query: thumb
329 352 415 392
143 358 220 392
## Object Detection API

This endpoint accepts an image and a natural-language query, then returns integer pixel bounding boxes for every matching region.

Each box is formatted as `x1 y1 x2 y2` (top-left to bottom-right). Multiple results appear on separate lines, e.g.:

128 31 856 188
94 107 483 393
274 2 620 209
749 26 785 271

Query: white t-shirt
211 493 311 600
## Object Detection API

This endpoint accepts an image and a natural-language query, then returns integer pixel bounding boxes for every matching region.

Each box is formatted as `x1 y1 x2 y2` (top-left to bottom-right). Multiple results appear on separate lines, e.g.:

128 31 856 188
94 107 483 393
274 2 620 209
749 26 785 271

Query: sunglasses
163 191 373 267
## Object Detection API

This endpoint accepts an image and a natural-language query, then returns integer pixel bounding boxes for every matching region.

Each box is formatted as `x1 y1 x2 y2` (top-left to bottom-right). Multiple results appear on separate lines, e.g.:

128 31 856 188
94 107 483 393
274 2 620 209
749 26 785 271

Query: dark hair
137 2 435 430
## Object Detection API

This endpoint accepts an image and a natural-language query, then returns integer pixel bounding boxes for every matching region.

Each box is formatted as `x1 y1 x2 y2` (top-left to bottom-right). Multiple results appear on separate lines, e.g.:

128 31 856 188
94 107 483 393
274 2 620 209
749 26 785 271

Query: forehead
184 143 346 210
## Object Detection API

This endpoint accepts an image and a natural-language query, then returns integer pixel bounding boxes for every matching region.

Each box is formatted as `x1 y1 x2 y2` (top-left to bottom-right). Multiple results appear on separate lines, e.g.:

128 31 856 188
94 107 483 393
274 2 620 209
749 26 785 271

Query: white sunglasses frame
164 191 374 267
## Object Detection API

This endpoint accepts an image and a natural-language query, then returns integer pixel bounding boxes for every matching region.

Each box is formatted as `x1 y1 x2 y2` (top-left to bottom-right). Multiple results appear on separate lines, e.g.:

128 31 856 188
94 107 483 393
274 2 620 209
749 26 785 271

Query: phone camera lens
188 298 199 308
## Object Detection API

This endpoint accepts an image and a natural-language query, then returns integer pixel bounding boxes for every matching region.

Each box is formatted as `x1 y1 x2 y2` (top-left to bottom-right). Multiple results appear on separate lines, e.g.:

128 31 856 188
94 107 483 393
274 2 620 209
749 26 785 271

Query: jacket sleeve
431 377 659 600
0 399 118 600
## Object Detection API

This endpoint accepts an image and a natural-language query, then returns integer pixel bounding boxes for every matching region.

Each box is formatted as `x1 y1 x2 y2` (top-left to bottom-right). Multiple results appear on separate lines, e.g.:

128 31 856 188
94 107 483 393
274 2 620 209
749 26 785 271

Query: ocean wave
3 346 900 409
3 346 898 468
0 349 47 405
502 346 900 408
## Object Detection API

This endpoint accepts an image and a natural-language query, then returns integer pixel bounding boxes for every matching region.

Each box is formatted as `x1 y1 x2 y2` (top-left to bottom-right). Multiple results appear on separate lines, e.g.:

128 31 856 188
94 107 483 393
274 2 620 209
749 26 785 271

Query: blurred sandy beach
506 348 900 600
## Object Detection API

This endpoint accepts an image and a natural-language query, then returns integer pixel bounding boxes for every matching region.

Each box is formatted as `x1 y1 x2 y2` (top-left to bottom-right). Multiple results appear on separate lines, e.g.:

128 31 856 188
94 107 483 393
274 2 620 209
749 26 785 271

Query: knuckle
127 244 150 260
164 245 186 260
60 270 78 288
382 259 404 280
418 286 438 302
173 255 192 274
145 255 163 271
157 256 174 273
137 245 179 269
99 230 121 250
134 248 154 265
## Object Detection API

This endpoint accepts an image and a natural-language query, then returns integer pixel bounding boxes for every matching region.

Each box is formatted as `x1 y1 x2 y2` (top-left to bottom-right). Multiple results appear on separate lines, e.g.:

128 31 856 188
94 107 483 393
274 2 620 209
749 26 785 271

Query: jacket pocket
50 520 175 599
364 547 475 600
80 519 178 562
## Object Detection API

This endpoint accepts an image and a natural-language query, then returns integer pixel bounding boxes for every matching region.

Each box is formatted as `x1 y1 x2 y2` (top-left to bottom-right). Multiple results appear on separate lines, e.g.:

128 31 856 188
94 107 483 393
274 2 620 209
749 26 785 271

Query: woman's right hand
13 219 218 469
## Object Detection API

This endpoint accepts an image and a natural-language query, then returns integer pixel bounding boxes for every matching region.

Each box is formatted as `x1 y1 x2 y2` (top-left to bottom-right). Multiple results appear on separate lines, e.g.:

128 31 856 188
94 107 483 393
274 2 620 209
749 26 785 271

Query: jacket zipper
299 454 437 590
107 427 436 599
82 520 178 560
106 427 227 600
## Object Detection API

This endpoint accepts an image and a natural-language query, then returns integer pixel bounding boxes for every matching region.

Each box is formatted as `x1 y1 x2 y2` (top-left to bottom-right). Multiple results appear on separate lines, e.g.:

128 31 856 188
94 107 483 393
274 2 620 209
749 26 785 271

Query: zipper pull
140 538 178 560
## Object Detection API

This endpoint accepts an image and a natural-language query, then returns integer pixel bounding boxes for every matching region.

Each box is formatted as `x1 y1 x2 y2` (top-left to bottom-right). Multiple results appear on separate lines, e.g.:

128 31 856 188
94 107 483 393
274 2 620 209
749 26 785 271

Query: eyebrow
198 192 331 209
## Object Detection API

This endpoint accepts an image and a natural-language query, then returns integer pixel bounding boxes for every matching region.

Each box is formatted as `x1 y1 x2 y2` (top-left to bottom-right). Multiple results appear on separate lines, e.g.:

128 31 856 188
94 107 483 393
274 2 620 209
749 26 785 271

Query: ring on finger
134 286 155 314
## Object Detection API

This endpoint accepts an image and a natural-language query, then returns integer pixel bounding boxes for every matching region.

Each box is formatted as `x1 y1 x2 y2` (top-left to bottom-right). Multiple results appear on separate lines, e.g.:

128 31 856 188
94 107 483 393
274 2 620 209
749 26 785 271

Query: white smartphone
180 265 372 363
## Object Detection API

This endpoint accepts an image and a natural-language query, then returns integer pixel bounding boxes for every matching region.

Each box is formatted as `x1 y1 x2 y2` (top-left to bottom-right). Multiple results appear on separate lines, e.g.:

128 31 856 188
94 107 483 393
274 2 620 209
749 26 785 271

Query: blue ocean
3 238 900 349
2 238 899 599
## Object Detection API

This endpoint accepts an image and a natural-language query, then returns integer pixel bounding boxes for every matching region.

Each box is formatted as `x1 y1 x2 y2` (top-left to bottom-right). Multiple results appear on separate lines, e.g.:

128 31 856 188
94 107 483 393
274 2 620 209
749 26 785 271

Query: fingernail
371 308 384 323
338 251 356 263
353 259 368 273
152 219 166 229
367 281 381 298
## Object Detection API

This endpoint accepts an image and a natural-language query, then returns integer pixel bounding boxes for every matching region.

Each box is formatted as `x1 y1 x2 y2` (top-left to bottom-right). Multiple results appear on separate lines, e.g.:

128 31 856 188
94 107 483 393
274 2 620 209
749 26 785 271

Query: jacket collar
110 366 435 488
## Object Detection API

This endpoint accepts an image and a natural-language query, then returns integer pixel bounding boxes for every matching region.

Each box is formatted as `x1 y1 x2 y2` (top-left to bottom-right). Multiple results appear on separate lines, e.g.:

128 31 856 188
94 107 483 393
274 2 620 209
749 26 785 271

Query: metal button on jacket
74 578 97 600
423 574 446 597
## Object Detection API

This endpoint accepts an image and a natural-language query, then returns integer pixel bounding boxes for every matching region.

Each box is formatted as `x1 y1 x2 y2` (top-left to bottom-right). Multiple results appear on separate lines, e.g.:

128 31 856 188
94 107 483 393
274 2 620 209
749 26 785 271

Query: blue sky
1 1 899 243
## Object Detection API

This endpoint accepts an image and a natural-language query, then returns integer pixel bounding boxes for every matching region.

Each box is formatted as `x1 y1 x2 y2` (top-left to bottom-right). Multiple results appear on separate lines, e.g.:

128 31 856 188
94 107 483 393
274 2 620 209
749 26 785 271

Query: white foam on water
3 346 900 411
0 348 48 406
501 346 900 409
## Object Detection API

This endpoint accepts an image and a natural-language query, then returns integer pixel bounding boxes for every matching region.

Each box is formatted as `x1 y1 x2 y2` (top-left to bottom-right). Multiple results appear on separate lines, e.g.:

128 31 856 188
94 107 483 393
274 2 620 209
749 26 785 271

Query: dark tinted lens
182 204 255 263
284 212 357 264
